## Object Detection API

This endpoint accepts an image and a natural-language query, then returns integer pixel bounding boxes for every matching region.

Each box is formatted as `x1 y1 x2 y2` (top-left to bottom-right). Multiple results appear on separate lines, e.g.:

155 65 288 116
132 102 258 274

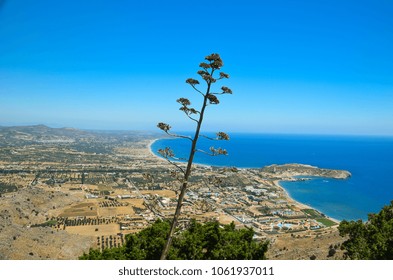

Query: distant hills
0 125 161 146
0 125 95 145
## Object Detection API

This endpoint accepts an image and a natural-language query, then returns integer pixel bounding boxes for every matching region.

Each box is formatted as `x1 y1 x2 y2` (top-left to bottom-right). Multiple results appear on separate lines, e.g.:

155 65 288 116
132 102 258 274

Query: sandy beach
273 180 341 224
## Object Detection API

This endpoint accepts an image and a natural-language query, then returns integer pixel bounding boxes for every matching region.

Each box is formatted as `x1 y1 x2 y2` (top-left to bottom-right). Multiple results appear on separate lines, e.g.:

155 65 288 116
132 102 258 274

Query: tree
79 220 168 260
79 246 126 260
157 53 232 259
124 219 169 260
338 201 393 259
79 219 269 260
171 220 268 260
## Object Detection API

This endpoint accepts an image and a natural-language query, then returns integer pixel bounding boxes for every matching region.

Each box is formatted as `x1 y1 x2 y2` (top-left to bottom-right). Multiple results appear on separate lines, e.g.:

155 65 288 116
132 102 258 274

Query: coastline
273 180 341 224
148 137 218 169
149 138 342 224
147 138 162 159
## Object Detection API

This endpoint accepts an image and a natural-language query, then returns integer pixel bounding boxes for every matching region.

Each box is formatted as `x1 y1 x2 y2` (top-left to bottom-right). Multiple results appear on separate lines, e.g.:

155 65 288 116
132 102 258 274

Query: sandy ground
65 224 119 236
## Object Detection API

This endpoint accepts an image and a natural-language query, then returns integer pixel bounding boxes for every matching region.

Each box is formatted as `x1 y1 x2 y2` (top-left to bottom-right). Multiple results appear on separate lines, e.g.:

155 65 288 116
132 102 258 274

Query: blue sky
0 0 392 135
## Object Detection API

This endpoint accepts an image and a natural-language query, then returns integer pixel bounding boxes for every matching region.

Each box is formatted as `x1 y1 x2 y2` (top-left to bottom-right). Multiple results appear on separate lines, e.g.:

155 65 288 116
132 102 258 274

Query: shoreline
148 138 218 169
149 138 258 170
149 138 342 224
273 180 341 224
147 138 163 160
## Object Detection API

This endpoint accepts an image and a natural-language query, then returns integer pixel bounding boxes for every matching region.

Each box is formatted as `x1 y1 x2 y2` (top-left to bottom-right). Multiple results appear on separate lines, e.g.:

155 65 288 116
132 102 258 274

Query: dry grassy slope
0 187 95 259
0 225 94 259
266 228 347 260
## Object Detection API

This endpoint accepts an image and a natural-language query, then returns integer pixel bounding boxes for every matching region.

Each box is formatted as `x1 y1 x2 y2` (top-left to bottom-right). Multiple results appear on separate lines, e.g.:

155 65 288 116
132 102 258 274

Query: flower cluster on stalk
158 147 175 159
217 132 230 140
157 122 171 132
209 147 228 156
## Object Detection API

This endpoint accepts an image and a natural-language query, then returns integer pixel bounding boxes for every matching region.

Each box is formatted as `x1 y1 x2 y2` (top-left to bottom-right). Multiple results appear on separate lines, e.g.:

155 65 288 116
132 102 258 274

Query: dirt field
217 214 240 224
141 189 176 198
59 202 98 217
65 224 120 236
127 198 145 208
98 205 135 216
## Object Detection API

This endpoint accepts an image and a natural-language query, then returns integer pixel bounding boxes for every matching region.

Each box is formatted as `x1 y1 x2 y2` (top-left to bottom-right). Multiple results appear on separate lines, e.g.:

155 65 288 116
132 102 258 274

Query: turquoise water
151 133 393 221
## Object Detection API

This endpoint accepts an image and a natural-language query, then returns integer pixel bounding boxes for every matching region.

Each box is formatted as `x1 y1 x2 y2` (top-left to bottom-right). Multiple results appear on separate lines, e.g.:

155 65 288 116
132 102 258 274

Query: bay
151 133 393 221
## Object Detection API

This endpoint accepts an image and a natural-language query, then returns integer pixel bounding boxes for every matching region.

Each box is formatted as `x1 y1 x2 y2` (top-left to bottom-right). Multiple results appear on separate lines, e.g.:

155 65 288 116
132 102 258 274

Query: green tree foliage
338 201 393 260
124 219 170 260
80 246 126 260
79 219 268 260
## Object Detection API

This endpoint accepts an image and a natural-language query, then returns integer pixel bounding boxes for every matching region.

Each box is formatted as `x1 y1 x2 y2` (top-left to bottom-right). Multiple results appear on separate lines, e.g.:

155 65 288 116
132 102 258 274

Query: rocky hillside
260 163 351 179
0 187 94 259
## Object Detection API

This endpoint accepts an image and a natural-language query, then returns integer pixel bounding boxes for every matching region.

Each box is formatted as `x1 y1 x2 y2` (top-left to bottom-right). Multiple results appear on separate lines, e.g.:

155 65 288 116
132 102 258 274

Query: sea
151 133 393 221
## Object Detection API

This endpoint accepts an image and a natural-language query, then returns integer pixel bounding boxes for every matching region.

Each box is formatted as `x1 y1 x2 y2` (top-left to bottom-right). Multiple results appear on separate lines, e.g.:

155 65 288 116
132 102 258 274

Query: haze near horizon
1 0 392 136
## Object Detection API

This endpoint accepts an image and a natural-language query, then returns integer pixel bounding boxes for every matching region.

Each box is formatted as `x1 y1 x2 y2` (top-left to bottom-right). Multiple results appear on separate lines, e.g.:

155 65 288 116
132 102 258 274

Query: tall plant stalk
157 53 232 260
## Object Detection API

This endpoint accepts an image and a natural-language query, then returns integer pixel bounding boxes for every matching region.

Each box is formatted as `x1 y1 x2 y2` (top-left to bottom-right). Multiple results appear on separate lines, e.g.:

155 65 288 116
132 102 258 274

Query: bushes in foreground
339 201 393 260
80 219 268 260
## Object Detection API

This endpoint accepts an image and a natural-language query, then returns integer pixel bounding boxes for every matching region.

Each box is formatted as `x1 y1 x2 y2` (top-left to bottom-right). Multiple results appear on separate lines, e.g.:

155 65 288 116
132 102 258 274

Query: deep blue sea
151 133 393 221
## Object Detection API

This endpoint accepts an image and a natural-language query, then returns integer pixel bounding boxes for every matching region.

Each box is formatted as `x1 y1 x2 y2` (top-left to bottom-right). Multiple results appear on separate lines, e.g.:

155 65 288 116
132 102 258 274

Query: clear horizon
2 123 393 138
1 0 392 136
